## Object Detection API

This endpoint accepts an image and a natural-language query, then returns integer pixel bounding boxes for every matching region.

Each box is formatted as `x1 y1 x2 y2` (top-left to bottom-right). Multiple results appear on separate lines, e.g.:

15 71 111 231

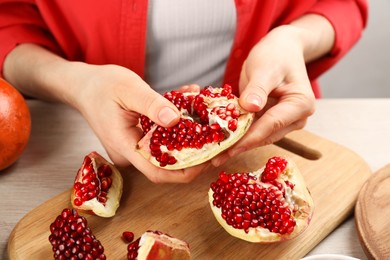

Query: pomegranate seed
122 231 134 243
226 103 235 111
228 119 238 131
73 198 82 207
232 109 240 118
210 123 221 131
100 177 112 191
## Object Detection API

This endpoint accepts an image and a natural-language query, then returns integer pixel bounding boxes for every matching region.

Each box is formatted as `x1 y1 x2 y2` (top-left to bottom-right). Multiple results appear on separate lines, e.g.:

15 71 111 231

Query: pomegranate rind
71 151 123 218
208 157 314 243
137 88 254 170
137 231 190 260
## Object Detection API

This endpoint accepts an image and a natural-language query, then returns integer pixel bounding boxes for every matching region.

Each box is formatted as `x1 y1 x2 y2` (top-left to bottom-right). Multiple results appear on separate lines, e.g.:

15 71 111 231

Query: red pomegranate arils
137 84 254 169
49 208 106 260
71 151 123 218
209 156 315 243
73 163 112 206
127 238 141 259
211 171 296 234
261 156 288 182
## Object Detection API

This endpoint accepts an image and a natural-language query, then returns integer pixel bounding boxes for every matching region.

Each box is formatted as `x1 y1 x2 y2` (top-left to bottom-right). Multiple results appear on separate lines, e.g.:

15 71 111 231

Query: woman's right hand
69 63 210 183
3 44 209 183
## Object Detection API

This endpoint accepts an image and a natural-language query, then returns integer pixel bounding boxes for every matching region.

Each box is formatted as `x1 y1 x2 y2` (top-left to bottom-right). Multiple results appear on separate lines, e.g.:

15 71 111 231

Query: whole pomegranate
209 156 314 243
137 84 253 169
126 230 190 260
0 78 31 171
49 208 106 259
71 151 123 218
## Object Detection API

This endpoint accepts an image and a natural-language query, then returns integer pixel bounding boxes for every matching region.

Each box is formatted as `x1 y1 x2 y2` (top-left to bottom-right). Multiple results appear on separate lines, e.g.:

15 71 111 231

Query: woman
0 0 368 182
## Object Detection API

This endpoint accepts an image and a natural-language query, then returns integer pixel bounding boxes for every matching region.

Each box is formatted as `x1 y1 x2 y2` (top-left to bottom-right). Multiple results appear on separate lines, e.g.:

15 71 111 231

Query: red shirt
0 0 368 97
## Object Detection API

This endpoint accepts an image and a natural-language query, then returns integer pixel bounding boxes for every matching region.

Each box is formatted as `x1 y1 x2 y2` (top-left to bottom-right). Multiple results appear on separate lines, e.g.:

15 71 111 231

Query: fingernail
158 107 178 125
245 93 262 110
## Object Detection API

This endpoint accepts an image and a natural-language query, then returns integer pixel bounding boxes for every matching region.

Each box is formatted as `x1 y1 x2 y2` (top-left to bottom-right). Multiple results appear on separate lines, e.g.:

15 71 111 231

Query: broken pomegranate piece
126 230 190 260
49 208 106 259
209 156 314 243
71 151 123 218
137 84 253 169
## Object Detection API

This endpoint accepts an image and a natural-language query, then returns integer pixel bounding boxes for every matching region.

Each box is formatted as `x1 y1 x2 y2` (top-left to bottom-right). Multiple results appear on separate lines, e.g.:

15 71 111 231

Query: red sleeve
0 1 60 77
305 0 368 81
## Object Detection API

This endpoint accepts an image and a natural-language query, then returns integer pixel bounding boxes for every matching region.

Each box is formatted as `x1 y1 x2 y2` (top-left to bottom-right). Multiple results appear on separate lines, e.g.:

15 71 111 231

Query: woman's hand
68 64 210 183
4 44 209 183
212 14 335 166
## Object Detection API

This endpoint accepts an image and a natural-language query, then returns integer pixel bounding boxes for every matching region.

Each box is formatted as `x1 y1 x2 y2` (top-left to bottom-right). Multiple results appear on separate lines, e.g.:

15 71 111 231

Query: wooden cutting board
355 164 390 260
8 130 371 260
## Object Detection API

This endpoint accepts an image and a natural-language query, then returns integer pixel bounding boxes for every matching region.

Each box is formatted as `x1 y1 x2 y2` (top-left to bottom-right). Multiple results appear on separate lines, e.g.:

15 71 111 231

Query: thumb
238 60 278 113
238 75 272 113
120 79 180 127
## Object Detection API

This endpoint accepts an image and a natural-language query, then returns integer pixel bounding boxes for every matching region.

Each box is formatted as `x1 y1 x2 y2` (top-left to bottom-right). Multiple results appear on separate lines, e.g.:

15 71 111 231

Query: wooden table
1 99 389 260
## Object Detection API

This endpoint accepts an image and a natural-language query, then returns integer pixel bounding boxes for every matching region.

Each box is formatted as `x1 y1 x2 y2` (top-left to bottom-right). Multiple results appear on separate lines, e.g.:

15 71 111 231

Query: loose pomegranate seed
139 85 242 167
122 231 134 243
49 208 106 260
210 166 296 234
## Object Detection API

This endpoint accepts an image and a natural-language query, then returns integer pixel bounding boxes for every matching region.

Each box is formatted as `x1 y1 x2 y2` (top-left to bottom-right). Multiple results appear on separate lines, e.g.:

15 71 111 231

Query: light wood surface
355 164 390 260
1 99 390 260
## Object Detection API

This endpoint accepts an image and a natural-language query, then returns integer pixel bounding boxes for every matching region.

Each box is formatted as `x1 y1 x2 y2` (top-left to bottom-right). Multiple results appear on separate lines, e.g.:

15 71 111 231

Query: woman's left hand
212 24 318 166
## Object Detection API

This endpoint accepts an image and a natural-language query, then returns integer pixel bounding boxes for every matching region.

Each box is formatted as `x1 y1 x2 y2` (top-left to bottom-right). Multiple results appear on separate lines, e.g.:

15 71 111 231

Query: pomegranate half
127 230 190 260
137 84 253 169
71 151 123 218
209 156 314 243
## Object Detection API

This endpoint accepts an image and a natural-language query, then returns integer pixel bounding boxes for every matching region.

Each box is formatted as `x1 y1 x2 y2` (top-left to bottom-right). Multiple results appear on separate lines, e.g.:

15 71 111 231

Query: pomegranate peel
127 230 190 260
71 151 123 218
137 84 254 169
208 156 314 243
0 78 31 171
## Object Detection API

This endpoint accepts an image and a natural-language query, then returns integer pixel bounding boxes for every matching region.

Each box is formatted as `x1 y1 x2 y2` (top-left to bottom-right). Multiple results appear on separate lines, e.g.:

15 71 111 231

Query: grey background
319 1 390 98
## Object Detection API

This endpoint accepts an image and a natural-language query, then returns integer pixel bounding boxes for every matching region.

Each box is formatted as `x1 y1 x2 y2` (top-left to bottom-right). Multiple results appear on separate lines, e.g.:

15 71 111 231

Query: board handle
275 137 322 161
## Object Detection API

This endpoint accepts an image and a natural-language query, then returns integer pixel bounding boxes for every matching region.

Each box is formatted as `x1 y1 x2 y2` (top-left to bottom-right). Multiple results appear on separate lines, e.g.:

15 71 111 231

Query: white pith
71 152 123 218
208 157 314 243
137 88 254 169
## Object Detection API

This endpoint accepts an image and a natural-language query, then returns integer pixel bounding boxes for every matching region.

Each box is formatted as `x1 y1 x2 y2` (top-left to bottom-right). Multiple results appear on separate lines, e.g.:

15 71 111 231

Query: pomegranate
48 208 106 259
0 78 31 171
126 230 190 260
71 151 123 218
137 84 253 169
209 156 314 243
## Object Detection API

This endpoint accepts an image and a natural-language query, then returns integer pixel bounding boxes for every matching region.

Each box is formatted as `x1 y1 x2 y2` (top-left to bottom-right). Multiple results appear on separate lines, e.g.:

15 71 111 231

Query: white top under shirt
145 0 237 93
